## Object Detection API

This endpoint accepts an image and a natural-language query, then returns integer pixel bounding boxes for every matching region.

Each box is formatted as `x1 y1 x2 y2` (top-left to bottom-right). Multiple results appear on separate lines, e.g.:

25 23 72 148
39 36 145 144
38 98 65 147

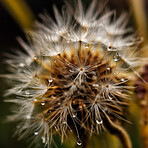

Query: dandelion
1 0 145 147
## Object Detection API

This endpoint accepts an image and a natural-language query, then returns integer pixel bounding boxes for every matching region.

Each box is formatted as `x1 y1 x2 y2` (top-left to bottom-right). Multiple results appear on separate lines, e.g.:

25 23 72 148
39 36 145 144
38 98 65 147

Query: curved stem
103 111 132 148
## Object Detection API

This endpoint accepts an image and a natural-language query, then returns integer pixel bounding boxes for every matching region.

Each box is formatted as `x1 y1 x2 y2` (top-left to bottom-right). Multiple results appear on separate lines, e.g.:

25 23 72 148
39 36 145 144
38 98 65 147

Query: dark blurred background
0 0 148 148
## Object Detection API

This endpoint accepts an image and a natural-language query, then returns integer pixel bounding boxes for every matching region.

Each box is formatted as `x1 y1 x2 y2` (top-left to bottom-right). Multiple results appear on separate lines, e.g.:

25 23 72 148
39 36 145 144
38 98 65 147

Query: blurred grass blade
0 0 34 31
129 0 148 42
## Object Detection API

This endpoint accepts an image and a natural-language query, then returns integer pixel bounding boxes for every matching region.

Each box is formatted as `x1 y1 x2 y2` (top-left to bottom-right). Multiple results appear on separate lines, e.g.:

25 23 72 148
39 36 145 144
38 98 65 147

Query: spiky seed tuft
1 0 144 147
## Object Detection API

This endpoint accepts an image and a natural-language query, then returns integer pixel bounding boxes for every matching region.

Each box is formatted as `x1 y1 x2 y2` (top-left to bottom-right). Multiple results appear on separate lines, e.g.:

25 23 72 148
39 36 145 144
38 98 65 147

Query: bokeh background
0 0 148 148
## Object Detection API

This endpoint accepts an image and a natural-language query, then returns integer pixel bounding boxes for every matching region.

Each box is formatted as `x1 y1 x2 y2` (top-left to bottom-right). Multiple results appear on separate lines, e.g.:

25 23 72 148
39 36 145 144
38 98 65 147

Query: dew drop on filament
34 131 38 135
77 139 82 146
108 46 112 50
48 78 53 83
51 96 56 99
91 127 95 133
25 91 30 95
41 101 45 106
108 96 112 100
69 69 74 72
96 118 103 124
34 98 37 101
63 121 66 124
54 126 58 131
41 136 46 143
104 107 108 112
107 67 110 71
72 112 77 118
19 63 25 67
93 83 99 87
121 78 124 82
34 56 37 60
85 44 89 48
113 52 120 62
26 114 31 119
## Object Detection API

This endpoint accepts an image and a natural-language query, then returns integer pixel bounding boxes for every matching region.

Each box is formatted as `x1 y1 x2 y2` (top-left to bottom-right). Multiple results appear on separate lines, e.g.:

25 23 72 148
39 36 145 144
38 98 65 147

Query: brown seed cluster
31 41 132 144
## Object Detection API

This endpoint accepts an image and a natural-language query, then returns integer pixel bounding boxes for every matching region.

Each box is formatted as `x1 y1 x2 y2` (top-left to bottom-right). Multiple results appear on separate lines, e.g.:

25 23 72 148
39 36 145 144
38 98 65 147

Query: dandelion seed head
1 0 145 147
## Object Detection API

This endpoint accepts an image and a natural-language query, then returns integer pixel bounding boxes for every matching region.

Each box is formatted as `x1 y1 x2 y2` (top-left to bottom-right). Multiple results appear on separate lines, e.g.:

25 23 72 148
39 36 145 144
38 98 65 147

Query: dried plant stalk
103 111 132 148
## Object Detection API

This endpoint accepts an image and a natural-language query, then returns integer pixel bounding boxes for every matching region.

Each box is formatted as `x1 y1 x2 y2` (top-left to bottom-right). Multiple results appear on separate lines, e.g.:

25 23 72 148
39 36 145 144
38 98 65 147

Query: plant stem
103 111 132 148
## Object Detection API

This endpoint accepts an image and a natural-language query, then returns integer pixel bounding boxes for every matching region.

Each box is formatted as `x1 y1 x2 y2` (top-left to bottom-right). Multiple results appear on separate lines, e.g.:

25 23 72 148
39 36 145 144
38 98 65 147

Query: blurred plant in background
0 0 148 148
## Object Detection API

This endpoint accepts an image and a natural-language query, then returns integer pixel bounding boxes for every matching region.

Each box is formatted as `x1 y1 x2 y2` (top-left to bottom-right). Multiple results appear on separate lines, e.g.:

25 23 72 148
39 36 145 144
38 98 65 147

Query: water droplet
48 79 53 83
107 67 110 71
104 108 108 112
96 118 103 124
25 91 30 95
19 63 25 67
47 110 51 113
34 131 38 135
72 112 77 118
51 96 56 99
85 44 89 48
108 96 112 100
34 56 37 60
108 46 112 50
34 98 37 101
91 128 95 133
69 69 74 72
58 30 62 34
41 137 46 143
113 52 120 62
63 121 66 124
77 139 82 146
93 84 99 87
54 126 58 131
121 78 124 82
41 101 45 106
26 114 31 119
